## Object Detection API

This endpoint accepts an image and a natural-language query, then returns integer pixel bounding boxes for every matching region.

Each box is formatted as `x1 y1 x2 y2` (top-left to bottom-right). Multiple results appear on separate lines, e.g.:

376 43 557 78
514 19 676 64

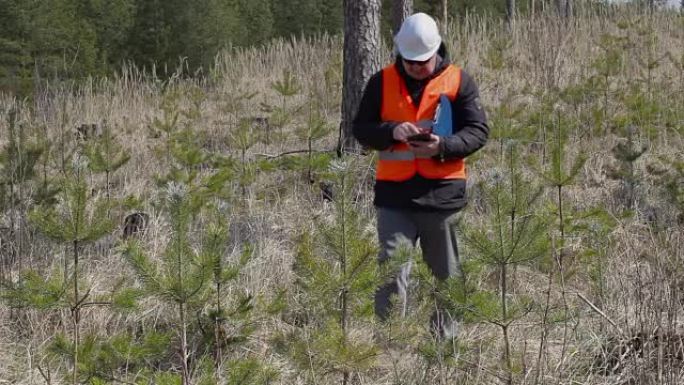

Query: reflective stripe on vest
376 64 466 182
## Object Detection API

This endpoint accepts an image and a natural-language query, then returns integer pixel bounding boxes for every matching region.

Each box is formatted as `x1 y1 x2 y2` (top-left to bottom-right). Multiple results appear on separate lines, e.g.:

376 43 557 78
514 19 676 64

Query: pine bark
339 0 381 155
556 0 572 18
391 0 413 34
506 0 515 28
441 0 448 36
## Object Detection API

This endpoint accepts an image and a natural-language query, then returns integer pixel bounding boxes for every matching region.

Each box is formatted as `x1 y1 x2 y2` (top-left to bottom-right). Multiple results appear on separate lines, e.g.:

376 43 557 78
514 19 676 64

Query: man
352 12 489 338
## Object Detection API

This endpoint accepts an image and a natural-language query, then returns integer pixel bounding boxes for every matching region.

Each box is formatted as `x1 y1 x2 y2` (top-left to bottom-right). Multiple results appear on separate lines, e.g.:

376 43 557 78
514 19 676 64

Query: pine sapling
124 181 211 385
35 122 60 207
607 125 647 210
288 158 379 385
268 69 301 145
151 88 182 164
295 96 333 182
27 155 117 385
124 168 238 384
198 206 255 379
220 80 258 137
590 27 629 135
457 143 548 384
82 121 131 203
155 113 235 206
533 110 587 379
0 107 46 271
321 54 343 113
229 118 260 197
45 331 171 384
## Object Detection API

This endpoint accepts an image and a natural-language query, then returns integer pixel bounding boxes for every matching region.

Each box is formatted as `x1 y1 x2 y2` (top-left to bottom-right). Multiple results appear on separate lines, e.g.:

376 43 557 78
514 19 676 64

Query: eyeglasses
402 57 432 66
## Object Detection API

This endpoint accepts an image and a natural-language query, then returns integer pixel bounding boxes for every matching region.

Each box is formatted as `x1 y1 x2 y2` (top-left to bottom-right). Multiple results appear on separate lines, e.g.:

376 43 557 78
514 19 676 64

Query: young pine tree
198 205 257 380
150 88 182 165
287 158 379 385
229 118 260 197
124 181 211 385
81 121 131 203
533 111 587 380
453 143 548 384
295 96 333 182
24 154 117 385
590 28 629 136
260 69 302 147
125 117 241 383
607 125 648 211
0 107 49 272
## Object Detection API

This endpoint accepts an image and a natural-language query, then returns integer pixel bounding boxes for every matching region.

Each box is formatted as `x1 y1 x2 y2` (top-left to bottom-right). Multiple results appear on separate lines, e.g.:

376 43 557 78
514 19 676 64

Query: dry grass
1 7 683 385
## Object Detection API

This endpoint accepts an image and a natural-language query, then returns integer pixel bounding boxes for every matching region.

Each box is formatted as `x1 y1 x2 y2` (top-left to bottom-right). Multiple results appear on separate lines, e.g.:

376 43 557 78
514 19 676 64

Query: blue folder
432 94 453 137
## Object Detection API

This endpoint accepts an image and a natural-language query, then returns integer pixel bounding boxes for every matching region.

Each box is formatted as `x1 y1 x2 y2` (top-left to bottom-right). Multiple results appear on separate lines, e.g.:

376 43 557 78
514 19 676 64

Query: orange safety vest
377 64 466 182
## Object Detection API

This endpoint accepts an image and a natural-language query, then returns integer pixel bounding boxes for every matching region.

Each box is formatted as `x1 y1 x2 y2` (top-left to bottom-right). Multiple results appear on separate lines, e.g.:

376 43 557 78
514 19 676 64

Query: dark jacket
352 44 489 211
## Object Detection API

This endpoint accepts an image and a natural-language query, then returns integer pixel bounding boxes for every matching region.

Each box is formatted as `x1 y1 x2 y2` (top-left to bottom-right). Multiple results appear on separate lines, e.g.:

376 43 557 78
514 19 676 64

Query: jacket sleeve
352 72 398 151
437 70 489 160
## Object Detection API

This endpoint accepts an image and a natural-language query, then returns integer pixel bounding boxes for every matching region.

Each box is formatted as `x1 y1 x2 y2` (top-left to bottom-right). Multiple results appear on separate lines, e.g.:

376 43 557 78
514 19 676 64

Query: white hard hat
394 13 442 61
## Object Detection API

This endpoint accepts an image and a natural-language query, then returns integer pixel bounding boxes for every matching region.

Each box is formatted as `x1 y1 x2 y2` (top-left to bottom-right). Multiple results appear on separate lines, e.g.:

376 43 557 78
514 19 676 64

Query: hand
393 122 425 142
408 134 440 157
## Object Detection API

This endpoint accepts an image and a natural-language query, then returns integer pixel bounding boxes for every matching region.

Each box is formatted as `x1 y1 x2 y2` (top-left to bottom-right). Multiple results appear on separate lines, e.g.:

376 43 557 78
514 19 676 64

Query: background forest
2 0 679 95
1 1 684 385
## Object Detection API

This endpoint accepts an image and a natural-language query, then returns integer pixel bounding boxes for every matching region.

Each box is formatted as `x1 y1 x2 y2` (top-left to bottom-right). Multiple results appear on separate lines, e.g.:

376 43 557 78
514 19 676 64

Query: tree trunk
555 0 572 18
180 302 189 385
72 240 80 385
391 0 413 35
441 0 448 36
339 0 381 156
531 0 536 16
506 0 515 28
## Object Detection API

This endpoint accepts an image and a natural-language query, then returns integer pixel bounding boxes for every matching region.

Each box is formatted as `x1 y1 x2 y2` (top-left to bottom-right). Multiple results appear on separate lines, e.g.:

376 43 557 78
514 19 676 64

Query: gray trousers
375 207 462 338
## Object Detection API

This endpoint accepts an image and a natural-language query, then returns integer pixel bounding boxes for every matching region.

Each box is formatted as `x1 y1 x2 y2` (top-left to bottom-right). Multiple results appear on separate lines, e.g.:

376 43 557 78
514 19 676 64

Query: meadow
1 7 683 385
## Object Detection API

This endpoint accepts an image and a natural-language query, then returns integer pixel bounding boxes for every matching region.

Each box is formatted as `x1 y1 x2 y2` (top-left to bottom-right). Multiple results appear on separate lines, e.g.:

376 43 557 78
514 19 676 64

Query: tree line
0 0 675 96
0 0 339 91
0 0 583 94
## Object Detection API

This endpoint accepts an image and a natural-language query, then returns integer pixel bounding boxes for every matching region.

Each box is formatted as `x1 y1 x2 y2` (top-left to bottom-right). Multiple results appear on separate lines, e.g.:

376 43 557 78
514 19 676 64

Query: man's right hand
393 122 426 142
